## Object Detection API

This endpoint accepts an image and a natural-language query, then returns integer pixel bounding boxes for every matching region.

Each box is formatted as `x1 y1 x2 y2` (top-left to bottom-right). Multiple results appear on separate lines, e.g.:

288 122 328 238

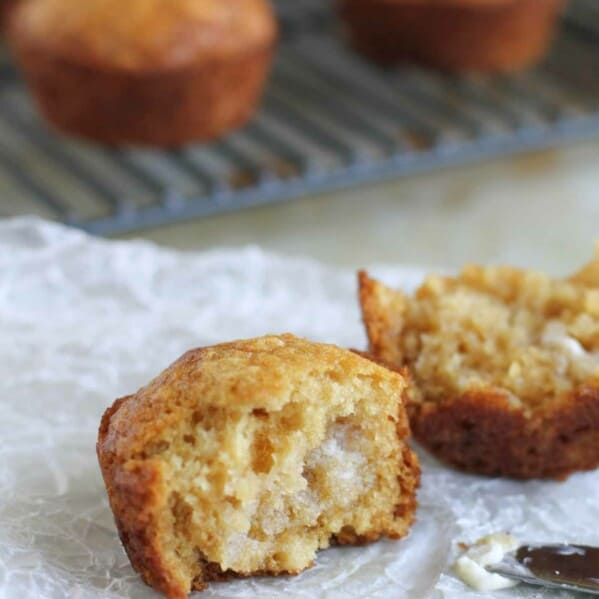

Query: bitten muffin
97 334 420 598
359 246 599 480
337 0 565 73
6 0 277 146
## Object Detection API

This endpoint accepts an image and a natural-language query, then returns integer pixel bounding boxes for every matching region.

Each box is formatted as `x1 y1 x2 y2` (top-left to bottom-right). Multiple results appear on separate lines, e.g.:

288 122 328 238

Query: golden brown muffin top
9 0 277 71
100 334 407 461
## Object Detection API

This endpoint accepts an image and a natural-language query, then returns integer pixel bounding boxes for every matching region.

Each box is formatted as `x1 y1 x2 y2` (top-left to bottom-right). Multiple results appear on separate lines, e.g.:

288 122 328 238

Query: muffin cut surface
360 246 599 479
97 334 419 598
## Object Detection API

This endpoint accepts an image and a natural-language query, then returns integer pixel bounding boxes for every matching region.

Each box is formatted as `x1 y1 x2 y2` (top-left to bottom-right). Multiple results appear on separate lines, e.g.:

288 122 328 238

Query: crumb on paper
454 533 520 592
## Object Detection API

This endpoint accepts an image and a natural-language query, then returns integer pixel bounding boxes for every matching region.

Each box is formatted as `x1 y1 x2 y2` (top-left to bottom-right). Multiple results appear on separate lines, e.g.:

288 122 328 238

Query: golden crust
101 334 407 456
8 42 274 146
98 334 420 598
8 0 277 71
358 271 407 366
337 0 565 72
7 0 276 145
359 266 599 480
409 386 599 479
99 396 188 597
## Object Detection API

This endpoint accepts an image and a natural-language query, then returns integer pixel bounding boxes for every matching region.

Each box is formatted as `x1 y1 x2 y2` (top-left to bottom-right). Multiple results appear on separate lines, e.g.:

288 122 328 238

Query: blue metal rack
0 0 598 235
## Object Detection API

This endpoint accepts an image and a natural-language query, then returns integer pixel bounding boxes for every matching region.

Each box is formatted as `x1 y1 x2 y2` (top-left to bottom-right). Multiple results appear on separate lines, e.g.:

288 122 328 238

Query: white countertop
126 140 599 275
6 218 599 599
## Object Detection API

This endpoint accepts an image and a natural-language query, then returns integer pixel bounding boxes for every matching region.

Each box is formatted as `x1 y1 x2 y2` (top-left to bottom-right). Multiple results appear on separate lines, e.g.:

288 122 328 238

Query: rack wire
1 0 599 235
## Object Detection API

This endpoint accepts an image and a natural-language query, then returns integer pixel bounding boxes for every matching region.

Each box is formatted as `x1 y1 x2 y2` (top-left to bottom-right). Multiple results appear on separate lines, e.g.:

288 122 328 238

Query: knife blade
487 544 599 595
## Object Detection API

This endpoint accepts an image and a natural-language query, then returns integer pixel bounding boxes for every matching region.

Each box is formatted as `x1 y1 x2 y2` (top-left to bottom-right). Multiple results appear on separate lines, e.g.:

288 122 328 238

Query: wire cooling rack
1 0 599 235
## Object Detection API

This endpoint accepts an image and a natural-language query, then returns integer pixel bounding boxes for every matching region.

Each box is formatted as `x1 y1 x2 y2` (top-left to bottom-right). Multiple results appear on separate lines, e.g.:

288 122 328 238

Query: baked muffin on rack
0 0 17 29
337 0 566 73
359 246 599 479
97 334 420 598
6 0 277 146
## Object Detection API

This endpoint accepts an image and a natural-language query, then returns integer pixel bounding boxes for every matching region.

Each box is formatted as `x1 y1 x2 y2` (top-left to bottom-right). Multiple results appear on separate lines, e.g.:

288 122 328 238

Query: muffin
97 334 420 598
337 0 566 73
359 247 599 479
1 1 17 28
6 0 277 146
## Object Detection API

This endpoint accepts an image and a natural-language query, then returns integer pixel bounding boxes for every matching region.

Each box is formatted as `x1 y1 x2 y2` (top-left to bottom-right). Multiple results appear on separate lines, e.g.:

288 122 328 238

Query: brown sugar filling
149 388 406 585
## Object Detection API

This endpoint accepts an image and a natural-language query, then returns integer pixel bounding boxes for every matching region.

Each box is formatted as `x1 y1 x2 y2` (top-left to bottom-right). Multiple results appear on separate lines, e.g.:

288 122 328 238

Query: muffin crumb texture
360 244 599 479
97 334 419 598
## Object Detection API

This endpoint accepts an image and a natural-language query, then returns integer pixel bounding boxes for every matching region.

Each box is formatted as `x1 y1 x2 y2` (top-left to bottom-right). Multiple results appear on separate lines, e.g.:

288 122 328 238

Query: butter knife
487 544 599 595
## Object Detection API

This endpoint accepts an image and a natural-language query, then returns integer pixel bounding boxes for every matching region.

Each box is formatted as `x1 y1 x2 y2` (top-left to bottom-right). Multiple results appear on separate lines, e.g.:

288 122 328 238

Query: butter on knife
455 533 599 595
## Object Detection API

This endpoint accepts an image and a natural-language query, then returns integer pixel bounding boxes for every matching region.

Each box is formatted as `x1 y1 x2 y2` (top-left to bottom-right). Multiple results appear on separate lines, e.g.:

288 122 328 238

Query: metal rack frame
1 0 599 235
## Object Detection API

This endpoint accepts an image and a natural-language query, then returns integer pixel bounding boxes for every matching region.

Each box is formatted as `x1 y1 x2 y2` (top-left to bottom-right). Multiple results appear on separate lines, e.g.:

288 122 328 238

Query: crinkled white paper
1 217 598 599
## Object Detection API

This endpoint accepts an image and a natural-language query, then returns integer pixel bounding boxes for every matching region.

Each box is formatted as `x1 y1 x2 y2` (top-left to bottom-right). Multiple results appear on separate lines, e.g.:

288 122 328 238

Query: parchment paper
1 217 597 599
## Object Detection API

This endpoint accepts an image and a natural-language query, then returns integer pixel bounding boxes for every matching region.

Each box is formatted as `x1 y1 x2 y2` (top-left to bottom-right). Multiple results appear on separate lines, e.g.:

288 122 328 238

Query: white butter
541 320 599 377
454 533 520 592
541 321 587 358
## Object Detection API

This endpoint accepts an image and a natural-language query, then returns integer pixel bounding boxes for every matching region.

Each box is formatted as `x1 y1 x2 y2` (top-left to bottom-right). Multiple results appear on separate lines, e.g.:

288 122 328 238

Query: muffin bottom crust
338 0 565 72
8 43 274 146
410 387 599 479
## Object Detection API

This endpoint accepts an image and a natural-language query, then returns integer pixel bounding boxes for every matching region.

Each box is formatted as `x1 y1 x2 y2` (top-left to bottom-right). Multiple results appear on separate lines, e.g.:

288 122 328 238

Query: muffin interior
362 257 599 411
148 375 409 588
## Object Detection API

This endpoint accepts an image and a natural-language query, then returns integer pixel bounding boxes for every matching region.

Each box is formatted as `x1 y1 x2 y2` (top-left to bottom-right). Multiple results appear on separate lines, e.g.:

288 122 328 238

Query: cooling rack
1 0 598 235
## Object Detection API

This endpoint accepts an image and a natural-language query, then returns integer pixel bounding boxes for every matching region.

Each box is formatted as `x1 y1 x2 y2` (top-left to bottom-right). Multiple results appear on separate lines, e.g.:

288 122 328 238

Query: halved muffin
359 246 599 479
97 334 420 598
